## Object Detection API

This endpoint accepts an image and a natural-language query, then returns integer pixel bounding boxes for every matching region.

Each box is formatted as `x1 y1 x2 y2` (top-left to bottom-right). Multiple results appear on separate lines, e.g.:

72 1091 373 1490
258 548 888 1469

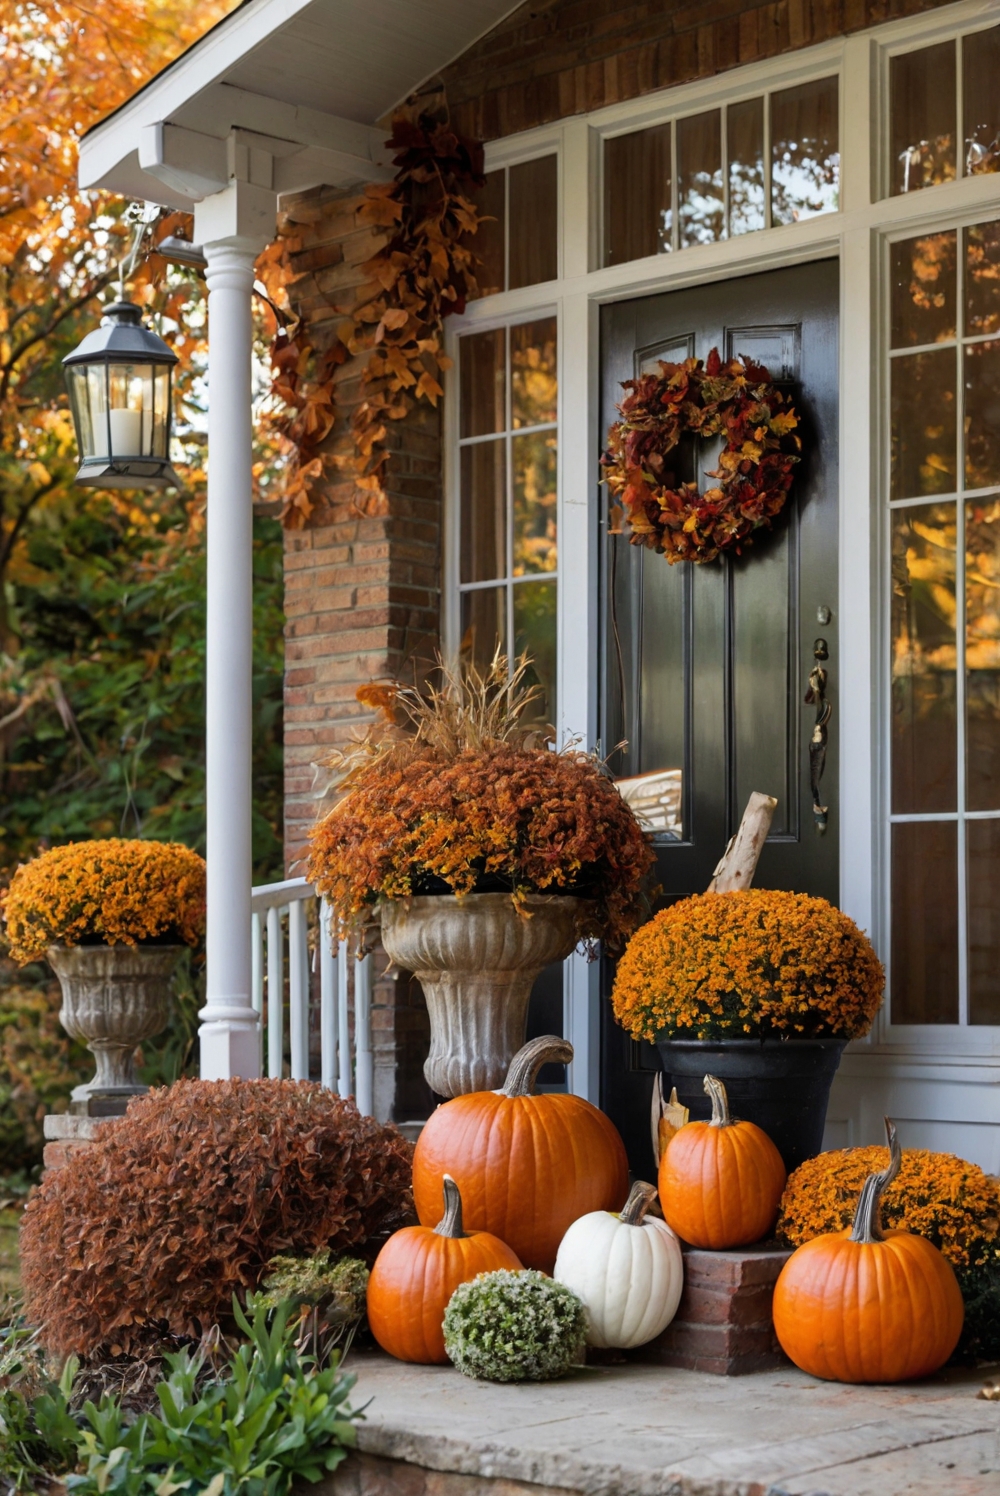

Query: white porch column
194 179 274 1079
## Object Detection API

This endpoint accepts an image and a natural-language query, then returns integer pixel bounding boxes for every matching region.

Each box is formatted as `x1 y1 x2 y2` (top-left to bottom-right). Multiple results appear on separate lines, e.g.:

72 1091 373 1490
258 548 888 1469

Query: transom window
889 21 1000 194
888 217 1000 1025
474 157 558 296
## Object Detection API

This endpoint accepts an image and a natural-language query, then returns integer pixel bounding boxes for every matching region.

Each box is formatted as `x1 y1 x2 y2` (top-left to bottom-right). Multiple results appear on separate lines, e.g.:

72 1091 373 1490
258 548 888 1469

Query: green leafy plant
0 1307 79 1494
253 1252 369 1366
442 1269 586 1383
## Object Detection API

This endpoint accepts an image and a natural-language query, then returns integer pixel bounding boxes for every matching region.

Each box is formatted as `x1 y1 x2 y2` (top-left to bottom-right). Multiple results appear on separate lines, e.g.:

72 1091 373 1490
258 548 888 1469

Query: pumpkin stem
501 1035 574 1097
704 1074 733 1127
433 1174 466 1239
619 1180 658 1227
848 1117 901 1245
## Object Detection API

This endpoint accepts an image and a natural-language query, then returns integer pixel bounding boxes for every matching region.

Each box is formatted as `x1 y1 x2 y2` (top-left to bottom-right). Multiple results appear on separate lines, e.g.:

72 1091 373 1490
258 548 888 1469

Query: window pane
460 586 506 672
511 318 557 429
460 329 505 439
966 499 1000 810
968 819 1000 1022
890 232 957 348
460 441 506 584
890 348 957 499
965 340 1000 490
891 504 957 814
513 579 557 725
963 24 1000 177
472 169 505 297
889 42 956 195
771 76 839 224
728 97 765 236
512 431 557 576
891 820 958 1023
677 110 723 247
603 125 672 266
508 156 557 290
966 219 1000 335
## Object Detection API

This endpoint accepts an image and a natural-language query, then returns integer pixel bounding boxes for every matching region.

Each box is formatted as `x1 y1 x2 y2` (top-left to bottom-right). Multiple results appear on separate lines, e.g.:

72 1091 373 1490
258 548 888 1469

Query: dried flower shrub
3 840 206 965
307 654 654 953
18 1079 414 1356
611 889 884 1042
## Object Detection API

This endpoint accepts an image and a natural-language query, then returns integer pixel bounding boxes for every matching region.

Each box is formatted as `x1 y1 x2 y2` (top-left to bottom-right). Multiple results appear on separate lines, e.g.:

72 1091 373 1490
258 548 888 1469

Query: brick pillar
280 183 440 1123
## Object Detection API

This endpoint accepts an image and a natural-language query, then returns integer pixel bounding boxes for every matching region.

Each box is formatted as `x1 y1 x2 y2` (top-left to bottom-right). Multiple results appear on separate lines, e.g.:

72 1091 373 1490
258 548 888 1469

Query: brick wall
439 0 955 140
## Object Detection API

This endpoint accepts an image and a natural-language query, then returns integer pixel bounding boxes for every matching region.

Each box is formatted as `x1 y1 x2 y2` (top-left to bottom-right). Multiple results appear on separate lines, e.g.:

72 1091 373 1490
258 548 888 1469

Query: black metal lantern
63 300 182 489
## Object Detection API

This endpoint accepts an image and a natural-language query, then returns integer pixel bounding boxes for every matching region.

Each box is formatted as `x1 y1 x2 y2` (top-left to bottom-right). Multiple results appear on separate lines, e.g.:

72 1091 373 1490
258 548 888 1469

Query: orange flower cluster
4 839 206 965
610 889 884 1042
778 1145 1000 1270
307 745 654 953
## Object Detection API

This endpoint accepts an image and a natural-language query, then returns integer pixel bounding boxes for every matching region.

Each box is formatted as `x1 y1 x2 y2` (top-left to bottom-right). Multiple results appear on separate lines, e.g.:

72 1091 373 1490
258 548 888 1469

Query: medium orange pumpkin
658 1074 786 1248
773 1119 964 1383
412 1035 629 1273
366 1174 521 1364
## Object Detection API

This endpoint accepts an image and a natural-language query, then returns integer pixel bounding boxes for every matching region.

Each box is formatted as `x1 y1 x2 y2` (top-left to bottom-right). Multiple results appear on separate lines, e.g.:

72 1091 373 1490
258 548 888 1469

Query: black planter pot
655 1037 848 1173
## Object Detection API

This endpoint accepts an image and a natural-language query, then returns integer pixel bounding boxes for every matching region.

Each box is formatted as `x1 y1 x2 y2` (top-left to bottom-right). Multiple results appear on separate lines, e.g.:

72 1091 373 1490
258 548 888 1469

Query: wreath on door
602 349 801 565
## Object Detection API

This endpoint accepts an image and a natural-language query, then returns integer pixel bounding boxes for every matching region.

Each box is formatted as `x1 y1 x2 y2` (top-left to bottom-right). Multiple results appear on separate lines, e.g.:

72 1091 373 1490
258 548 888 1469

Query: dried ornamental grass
3 839 206 965
19 1078 414 1356
611 889 884 1042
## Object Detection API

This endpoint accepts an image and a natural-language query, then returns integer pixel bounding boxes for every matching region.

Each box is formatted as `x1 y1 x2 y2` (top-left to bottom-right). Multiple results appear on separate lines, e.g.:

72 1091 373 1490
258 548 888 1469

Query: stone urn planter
47 944 184 1113
380 892 593 1097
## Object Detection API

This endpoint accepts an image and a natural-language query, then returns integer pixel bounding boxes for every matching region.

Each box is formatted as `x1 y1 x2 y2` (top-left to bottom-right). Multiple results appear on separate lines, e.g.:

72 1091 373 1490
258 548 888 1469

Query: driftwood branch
707 791 778 893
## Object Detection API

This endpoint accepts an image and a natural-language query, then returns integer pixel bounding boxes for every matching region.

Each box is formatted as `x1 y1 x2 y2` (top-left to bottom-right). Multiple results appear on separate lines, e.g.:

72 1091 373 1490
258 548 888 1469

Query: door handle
804 637 831 835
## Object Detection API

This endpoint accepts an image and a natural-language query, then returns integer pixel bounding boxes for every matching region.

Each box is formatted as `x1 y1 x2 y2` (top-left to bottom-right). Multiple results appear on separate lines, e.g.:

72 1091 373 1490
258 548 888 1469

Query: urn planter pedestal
380 893 591 1097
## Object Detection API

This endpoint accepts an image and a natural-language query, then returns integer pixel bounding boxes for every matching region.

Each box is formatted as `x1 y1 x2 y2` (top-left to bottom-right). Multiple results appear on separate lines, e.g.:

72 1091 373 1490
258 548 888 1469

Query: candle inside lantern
108 407 143 456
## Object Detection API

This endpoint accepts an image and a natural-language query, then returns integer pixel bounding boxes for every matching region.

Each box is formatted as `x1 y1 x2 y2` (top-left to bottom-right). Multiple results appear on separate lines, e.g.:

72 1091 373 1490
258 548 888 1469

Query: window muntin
889 22 1000 195
471 157 558 297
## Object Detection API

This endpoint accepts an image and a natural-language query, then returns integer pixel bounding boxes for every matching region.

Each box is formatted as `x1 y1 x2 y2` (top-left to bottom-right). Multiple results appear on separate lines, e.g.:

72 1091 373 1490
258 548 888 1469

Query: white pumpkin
553 1180 683 1349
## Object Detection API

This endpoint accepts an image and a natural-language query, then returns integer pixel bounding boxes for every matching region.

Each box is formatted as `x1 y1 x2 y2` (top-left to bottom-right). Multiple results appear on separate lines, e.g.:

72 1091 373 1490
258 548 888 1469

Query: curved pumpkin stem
849 1117 901 1245
704 1074 734 1127
501 1035 574 1097
619 1180 658 1227
433 1174 466 1239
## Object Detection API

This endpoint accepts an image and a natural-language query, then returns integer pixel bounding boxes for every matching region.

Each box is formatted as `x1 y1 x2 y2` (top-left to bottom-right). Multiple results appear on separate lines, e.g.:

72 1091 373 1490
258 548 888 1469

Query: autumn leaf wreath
602 349 801 564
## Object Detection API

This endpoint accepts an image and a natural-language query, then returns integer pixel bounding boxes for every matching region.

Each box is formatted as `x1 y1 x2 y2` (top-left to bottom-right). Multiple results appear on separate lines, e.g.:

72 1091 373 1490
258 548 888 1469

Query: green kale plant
443 1269 586 1383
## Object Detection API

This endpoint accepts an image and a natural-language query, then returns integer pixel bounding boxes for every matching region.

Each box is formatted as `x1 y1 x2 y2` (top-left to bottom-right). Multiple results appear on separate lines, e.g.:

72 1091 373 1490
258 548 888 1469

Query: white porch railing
250 877 373 1114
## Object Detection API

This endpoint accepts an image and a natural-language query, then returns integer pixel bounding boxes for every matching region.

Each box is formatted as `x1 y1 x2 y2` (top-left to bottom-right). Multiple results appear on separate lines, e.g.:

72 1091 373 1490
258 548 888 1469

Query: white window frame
442 0 1000 1097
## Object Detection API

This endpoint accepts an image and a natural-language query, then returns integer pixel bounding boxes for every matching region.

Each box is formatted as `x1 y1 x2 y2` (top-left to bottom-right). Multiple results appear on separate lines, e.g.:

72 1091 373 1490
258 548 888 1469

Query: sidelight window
889 22 1000 195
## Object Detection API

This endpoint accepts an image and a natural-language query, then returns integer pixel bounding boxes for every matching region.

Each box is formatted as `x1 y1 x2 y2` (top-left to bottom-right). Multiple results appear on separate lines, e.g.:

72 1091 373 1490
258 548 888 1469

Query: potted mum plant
308 653 654 1097
611 889 884 1170
3 838 206 1114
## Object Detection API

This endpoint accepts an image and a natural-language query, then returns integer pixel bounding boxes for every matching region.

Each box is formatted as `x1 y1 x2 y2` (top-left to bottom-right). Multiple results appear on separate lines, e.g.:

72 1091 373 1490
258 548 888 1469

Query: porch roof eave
78 0 521 209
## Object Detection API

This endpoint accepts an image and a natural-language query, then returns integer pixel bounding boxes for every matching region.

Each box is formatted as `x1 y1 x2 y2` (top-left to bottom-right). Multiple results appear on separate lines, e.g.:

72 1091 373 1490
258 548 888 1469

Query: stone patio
318 1349 1000 1496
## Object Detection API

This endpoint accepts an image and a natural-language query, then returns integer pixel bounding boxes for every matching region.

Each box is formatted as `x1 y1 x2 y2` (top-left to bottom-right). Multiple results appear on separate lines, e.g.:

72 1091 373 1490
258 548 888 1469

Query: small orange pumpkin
658 1074 786 1248
773 1119 964 1383
366 1174 521 1364
412 1036 629 1273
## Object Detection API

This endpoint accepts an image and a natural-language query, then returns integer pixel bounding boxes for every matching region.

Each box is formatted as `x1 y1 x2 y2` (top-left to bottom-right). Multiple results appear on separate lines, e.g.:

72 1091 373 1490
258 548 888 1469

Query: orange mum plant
4 838 206 965
611 889 884 1042
307 654 654 953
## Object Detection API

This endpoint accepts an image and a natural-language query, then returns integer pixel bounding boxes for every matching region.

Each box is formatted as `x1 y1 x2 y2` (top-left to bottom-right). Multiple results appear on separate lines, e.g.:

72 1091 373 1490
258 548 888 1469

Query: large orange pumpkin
366 1174 521 1364
773 1119 964 1383
658 1074 786 1248
412 1035 629 1273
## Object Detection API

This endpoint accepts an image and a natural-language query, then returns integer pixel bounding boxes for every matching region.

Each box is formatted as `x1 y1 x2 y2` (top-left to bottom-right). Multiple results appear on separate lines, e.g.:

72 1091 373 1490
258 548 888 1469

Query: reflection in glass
513 579 557 725
460 329 505 439
963 25 1000 177
891 504 957 814
511 319 557 429
771 76 839 224
890 42 956 195
966 499 1000 810
472 170 505 297
460 586 506 674
604 124 672 266
512 432 557 575
968 819 1000 1022
509 156 558 290
965 341 1000 490
891 820 958 1023
890 348 957 498
460 442 506 585
677 110 723 247
966 220 1000 334
728 97 765 236
890 232 956 348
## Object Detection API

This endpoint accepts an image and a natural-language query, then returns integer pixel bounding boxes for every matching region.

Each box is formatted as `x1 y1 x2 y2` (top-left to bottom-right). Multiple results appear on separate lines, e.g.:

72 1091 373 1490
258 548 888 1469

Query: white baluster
320 901 337 1091
266 904 284 1079
251 911 264 1074
337 939 352 1099
354 952 373 1116
289 897 309 1081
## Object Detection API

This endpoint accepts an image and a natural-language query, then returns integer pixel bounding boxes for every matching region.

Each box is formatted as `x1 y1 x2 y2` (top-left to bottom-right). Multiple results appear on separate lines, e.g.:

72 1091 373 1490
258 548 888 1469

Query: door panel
600 260 840 1172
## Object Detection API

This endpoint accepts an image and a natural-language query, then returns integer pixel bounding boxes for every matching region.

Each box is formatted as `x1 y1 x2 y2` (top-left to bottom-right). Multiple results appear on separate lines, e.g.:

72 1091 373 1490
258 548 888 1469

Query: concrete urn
47 944 184 1112
380 891 592 1097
